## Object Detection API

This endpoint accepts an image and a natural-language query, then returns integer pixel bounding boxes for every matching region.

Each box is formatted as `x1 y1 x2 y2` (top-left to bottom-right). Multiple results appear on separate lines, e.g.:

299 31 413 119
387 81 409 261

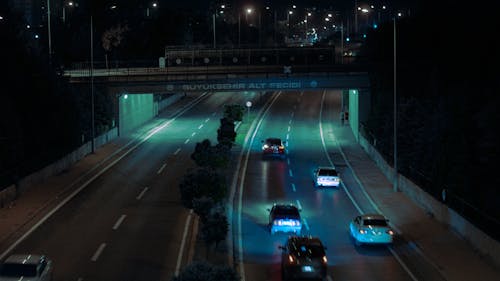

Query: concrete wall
119 94 154 136
0 128 118 202
358 134 500 267
348 89 359 141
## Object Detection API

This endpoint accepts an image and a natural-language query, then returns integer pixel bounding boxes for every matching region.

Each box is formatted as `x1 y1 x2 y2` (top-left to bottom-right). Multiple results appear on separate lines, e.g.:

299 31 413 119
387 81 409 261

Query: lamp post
47 0 52 62
238 7 253 48
287 10 293 40
393 16 398 192
90 15 95 153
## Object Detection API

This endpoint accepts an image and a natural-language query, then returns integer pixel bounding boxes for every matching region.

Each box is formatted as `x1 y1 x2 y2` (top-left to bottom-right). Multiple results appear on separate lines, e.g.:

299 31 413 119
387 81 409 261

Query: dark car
268 204 302 235
279 236 328 280
261 138 287 158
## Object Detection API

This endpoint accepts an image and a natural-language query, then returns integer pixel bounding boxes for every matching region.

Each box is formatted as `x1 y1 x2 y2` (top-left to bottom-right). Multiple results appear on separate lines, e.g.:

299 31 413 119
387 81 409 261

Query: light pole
393 16 398 192
47 0 52 62
287 10 293 40
238 7 253 48
90 15 95 153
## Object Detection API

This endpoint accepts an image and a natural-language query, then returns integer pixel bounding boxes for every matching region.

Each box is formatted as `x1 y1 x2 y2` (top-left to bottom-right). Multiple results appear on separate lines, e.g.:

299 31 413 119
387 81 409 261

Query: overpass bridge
64 47 371 138
64 46 371 93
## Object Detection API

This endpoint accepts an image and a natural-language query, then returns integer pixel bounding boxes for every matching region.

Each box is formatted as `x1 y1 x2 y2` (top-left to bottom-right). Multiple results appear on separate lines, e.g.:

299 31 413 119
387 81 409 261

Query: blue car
268 204 302 235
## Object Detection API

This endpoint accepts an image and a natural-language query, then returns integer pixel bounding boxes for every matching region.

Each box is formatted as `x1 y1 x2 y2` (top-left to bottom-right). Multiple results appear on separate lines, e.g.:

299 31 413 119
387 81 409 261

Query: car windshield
363 219 388 227
273 206 300 219
266 139 282 146
0 263 37 277
292 243 325 258
318 169 337 176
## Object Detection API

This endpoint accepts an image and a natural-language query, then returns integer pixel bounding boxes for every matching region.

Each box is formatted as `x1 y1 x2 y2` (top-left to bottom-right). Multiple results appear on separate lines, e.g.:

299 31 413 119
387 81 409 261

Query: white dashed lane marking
289 169 293 177
291 183 296 192
91 243 106 262
112 215 126 230
205 118 210 122
198 124 204 129
157 163 166 174
191 132 196 137
174 148 181 155
136 187 149 200
184 139 190 144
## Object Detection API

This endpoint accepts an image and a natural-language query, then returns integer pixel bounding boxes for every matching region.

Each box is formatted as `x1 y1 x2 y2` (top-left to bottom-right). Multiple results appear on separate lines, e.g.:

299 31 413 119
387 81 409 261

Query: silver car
0 254 53 281
313 166 340 188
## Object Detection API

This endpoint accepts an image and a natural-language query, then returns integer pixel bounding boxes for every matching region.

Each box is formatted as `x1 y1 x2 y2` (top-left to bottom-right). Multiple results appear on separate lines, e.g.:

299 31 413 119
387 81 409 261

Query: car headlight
322 256 328 264
359 229 367 234
387 230 394 235
263 144 269 149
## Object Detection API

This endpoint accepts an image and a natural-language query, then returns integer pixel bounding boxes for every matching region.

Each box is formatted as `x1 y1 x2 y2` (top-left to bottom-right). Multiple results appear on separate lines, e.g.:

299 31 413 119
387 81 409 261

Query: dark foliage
178 168 228 209
191 139 231 169
224 104 245 122
217 118 236 147
362 0 500 237
200 208 229 250
171 260 239 281
192 196 216 223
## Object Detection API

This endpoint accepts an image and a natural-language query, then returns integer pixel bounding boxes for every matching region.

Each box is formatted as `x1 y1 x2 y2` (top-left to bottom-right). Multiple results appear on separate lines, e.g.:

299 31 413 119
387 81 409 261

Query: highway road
6 91 260 281
233 90 446 281
5 89 451 281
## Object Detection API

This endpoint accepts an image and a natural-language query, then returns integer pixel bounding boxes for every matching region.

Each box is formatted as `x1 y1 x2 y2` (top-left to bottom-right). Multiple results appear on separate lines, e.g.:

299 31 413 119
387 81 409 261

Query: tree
178 168 227 209
192 196 215 222
224 104 245 122
191 139 231 169
171 260 239 281
217 118 236 147
200 208 229 254
101 24 129 68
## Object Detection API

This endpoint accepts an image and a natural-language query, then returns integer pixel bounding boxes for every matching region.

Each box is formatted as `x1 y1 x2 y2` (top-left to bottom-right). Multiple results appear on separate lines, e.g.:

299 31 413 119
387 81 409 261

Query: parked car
268 203 302 235
313 166 340 188
279 235 328 280
349 214 394 245
0 254 53 281
261 138 287 158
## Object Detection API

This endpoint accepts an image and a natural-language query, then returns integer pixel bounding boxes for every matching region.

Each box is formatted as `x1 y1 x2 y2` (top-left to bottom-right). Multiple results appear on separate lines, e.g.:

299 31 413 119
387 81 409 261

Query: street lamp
238 7 254 47
287 10 293 39
393 16 398 192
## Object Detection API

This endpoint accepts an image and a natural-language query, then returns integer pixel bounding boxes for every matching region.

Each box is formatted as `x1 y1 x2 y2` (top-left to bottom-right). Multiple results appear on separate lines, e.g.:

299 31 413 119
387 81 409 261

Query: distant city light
289 10 293 15
152 3 158 8
328 13 332 17
363 34 367 38
221 5 225 9
307 12 312 16
110 5 117 9
124 94 128 99
266 6 270 10
34 34 39 39
361 8 369 13
246 8 253 14
68 1 74 6
325 17 330 21
27 24 30 29
371 5 375 9
382 6 386 9
346 37 350 42
373 23 378 28
398 12 402 17
292 5 297 9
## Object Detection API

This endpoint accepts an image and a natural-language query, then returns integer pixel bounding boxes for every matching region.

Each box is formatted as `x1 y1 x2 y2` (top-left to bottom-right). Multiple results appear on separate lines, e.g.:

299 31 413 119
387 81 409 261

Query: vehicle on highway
349 214 394 245
0 254 53 281
268 203 302 235
313 166 340 188
279 235 328 281
261 138 287 158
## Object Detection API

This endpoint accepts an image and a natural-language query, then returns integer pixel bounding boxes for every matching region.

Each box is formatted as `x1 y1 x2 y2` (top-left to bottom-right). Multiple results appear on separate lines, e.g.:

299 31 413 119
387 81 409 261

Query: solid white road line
136 187 149 200
157 163 166 174
303 218 310 231
0 92 211 261
296 200 302 211
174 148 181 155
175 210 193 276
112 215 126 230
91 243 106 262
291 183 296 192
319 91 419 281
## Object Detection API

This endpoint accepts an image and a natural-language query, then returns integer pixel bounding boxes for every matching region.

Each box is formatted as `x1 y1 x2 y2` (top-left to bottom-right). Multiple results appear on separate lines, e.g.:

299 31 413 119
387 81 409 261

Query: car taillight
288 254 296 264
322 256 328 264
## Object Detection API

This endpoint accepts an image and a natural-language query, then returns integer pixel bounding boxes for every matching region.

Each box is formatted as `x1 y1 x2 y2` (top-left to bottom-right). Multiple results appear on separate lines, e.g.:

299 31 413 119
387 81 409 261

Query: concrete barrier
358 134 500 267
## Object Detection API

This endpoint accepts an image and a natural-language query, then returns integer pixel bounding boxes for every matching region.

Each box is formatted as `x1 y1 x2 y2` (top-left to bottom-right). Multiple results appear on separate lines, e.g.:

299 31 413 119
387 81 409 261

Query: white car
313 166 340 188
349 214 394 245
0 254 53 281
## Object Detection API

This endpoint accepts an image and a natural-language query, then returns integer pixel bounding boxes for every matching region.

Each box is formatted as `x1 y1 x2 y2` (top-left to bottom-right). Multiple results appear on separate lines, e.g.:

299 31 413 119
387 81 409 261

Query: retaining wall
358 134 500 268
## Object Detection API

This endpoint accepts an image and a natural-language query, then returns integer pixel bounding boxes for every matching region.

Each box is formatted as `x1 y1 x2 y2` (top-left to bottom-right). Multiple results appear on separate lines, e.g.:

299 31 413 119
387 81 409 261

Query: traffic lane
320 92 447 281
6 92 236 280
239 90 413 281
